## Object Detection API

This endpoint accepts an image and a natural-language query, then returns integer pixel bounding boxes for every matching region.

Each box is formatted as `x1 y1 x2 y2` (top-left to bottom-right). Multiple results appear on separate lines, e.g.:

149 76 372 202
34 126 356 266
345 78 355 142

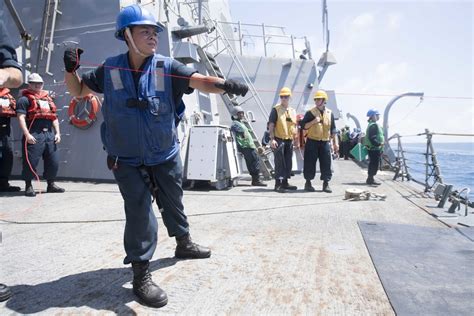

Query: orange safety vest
22 89 57 121
0 88 17 118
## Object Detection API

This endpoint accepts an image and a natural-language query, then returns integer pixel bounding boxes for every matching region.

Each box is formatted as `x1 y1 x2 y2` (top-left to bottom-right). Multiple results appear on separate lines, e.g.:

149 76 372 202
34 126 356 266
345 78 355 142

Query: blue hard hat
367 108 380 117
115 4 164 40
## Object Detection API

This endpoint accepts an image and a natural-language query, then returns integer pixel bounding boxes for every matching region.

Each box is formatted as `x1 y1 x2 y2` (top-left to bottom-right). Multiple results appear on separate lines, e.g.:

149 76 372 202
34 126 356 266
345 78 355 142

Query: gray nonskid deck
359 221 474 316
0 160 448 314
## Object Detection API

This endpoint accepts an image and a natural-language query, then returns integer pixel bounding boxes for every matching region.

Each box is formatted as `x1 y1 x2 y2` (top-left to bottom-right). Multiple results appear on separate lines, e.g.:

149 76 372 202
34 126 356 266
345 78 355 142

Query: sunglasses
280 96 290 99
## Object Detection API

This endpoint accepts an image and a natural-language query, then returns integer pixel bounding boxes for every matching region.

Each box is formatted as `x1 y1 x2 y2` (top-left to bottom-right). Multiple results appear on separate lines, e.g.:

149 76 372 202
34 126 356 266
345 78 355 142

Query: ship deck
0 159 472 315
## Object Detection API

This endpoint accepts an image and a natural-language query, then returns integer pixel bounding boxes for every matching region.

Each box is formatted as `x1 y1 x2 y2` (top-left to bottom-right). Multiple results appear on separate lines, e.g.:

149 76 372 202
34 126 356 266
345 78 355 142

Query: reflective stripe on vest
273 104 296 140
22 89 57 121
0 88 16 118
102 53 178 165
306 107 332 141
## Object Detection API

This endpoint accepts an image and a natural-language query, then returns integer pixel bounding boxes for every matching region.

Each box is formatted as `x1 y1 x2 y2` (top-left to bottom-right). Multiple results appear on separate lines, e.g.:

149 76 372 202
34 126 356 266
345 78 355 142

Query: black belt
127 99 148 110
30 128 52 132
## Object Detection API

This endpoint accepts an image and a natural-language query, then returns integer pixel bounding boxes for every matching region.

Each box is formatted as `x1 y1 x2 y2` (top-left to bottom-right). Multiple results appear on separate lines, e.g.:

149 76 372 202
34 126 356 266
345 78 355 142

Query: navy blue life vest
102 53 178 166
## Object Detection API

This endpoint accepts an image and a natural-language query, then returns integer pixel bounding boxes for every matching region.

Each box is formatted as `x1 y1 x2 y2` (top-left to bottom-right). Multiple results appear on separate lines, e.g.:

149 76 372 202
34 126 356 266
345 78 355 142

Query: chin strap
125 27 148 58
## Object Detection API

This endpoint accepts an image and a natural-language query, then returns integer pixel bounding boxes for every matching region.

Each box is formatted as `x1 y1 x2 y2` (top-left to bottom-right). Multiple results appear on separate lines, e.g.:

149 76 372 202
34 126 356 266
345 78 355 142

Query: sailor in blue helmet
63 4 248 308
364 108 384 185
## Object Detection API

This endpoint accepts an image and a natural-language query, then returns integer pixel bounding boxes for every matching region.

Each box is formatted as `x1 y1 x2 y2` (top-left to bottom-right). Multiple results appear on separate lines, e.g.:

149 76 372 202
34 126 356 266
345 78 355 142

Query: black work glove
215 79 249 97
64 48 84 73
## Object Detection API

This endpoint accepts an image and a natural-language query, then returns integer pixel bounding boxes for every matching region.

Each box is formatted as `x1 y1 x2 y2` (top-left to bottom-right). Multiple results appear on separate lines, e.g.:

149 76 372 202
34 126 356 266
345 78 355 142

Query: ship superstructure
3 0 339 183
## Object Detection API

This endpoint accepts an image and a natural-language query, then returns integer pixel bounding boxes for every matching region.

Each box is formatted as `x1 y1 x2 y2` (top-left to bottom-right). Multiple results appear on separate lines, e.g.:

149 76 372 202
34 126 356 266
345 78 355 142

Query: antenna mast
322 0 330 52
317 0 337 82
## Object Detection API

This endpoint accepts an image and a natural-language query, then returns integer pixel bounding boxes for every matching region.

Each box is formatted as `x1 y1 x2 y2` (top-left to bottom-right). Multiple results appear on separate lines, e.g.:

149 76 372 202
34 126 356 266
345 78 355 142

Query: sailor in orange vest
268 87 298 193
0 87 21 192
16 73 65 197
0 4 23 301
299 90 338 193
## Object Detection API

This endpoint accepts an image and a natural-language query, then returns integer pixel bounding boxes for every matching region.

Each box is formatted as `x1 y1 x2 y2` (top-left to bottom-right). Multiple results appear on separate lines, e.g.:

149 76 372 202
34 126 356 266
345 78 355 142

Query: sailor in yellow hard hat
267 87 298 192
299 90 338 193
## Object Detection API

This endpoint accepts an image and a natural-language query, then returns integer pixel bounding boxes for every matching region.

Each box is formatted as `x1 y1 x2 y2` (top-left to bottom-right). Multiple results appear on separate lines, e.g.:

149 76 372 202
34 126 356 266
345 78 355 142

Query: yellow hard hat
279 87 292 97
314 90 328 101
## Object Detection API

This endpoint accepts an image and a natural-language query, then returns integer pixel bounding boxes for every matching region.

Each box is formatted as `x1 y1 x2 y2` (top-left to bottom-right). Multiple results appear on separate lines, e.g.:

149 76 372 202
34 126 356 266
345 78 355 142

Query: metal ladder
195 47 274 179
37 0 61 75
189 5 274 179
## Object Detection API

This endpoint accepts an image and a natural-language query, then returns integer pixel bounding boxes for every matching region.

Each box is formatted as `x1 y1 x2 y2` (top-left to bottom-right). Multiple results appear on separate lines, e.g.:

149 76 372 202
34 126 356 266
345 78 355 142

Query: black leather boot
25 181 36 197
322 181 332 193
282 179 297 190
132 261 168 308
46 181 65 193
251 175 267 187
274 179 285 193
0 180 20 192
175 233 211 259
304 180 315 192
366 176 381 185
0 284 12 302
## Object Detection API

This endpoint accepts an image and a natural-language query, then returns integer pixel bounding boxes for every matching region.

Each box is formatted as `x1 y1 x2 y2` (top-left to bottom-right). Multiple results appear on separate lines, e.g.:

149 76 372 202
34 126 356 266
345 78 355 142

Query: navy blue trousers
368 149 381 177
239 147 260 176
303 139 332 182
0 135 13 183
273 138 293 180
112 153 189 264
22 130 59 181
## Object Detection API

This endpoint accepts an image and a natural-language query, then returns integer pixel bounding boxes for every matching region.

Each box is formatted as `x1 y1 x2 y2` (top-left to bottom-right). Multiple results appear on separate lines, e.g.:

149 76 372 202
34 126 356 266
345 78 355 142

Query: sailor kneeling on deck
299 90 338 193
64 4 249 308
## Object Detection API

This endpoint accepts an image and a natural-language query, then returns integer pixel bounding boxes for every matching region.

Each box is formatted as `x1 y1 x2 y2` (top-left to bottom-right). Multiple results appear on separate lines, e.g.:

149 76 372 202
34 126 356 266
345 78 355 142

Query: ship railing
180 1 309 59
214 21 310 60
180 0 312 59
182 1 268 118
389 130 473 210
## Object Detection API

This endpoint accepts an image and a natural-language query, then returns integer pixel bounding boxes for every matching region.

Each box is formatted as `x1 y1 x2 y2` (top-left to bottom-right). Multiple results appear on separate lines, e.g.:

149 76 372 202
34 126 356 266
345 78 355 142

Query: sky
228 0 473 143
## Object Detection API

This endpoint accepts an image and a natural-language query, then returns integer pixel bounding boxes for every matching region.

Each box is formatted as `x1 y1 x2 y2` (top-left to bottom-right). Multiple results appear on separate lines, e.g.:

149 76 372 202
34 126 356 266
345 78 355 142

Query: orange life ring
68 94 100 129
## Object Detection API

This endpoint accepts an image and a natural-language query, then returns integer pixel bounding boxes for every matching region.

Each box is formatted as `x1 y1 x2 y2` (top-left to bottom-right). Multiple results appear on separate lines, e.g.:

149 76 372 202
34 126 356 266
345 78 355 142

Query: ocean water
401 142 474 200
